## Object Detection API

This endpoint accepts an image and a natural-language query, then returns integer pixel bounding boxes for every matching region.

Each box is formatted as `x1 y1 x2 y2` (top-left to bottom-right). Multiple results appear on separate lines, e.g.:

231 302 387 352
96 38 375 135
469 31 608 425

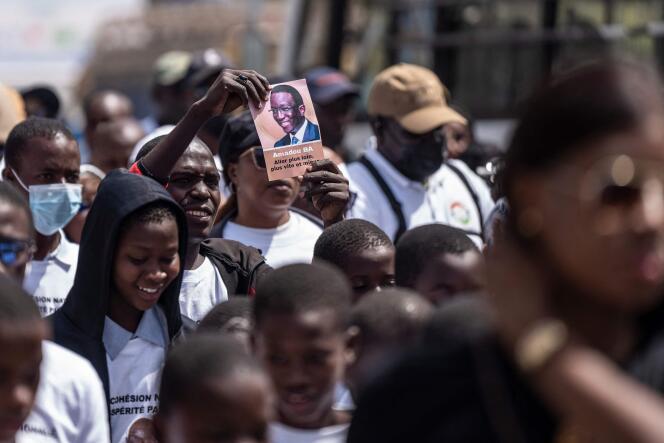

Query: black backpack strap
358 156 407 241
446 162 485 240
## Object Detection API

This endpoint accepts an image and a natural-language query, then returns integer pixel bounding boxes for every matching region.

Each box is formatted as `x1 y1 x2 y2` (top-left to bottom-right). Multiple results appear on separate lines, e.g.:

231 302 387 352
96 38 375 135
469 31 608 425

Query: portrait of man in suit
270 84 320 147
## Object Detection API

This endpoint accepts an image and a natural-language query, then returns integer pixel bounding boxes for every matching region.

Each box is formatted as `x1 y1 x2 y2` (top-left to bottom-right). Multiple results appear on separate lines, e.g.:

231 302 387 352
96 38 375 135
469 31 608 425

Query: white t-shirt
104 308 168 443
179 256 229 322
333 383 354 411
221 211 323 269
346 143 494 246
16 341 109 443
269 423 348 443
23 231 79 316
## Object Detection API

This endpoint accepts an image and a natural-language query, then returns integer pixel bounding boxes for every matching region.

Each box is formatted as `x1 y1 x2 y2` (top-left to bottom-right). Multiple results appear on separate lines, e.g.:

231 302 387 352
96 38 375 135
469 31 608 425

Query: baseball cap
305 67 359 105
188 48 233 88
367 63 466 134
152 51 192 87
152 49 232 88
218 111 260 169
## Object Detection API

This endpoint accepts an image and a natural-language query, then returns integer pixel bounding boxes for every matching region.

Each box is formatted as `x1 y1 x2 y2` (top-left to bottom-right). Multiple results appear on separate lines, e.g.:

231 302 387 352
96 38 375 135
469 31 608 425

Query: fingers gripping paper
249 79 325 180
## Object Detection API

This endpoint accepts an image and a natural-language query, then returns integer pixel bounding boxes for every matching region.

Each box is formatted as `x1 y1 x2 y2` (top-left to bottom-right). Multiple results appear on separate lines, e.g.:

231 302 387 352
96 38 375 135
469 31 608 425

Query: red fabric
128 162 142 175
128 161 168 188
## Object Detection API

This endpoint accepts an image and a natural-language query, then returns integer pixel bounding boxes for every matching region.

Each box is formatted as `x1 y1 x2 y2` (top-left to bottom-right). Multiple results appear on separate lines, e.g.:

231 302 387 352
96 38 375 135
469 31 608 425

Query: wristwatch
514 319 569 373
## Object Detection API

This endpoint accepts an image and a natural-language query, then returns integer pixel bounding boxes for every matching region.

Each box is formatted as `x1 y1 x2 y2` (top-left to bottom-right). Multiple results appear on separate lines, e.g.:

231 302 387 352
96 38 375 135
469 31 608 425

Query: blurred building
78 1 285 119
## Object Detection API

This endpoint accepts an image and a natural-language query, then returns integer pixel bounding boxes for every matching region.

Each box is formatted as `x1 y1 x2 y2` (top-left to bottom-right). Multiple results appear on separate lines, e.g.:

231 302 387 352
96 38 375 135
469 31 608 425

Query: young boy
154 334 273 443
0 275 47 442
252 263 352 443
52 171 189 443
3 117 81 315
345 288 433 401
313 219 395 302
0 275 109 443
395 224 484 305
198 297 252 351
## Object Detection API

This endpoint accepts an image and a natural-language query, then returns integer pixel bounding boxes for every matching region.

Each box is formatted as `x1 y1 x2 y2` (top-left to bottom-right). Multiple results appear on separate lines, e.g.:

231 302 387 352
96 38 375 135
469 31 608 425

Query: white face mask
11 169 82 236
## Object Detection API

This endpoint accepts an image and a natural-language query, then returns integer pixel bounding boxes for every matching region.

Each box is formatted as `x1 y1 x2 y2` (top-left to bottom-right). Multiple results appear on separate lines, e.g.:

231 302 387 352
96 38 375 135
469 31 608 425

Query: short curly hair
313 219 393 269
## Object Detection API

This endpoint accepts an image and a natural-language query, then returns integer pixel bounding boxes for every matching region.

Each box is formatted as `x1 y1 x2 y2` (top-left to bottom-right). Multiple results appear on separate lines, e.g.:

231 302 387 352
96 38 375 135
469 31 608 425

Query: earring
517 207 543 237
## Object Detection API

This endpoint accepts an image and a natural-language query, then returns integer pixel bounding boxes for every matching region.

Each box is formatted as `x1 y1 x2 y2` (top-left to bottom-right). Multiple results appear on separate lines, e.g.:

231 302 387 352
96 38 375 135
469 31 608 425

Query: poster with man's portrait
249 79 324 180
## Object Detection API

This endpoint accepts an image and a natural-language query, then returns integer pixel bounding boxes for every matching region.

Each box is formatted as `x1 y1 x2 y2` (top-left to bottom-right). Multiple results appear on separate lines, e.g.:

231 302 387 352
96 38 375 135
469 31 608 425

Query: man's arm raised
139 69 270 181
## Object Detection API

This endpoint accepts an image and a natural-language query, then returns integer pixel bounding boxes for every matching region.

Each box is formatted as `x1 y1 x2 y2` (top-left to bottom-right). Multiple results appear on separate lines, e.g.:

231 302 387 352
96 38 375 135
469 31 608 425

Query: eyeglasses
0 238 35 268
269 106 297 116
240 147 266 170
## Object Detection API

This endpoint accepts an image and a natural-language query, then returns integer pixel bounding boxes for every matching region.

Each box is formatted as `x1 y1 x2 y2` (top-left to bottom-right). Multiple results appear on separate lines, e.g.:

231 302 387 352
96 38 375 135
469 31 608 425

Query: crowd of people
2 47 664 443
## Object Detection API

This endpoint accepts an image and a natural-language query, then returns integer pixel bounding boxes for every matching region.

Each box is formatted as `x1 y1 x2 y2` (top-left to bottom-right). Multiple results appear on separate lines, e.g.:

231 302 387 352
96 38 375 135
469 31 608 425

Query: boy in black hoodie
52 171 190 443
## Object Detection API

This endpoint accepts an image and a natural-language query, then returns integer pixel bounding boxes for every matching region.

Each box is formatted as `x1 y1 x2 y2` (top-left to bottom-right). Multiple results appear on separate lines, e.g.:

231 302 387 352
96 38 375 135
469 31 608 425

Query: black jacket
200 238 271 296
50 171 190 400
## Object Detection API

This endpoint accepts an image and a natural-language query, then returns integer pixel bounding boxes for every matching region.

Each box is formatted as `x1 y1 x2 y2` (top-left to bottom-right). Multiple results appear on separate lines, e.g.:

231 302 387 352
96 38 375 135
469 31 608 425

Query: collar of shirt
291 119 309 143
103 306 168 360
44 231 78 270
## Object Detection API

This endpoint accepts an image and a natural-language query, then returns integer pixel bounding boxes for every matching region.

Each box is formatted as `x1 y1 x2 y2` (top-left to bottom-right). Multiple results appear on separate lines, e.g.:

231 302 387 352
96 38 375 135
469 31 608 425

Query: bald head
84 90 133 135
90 117 144 173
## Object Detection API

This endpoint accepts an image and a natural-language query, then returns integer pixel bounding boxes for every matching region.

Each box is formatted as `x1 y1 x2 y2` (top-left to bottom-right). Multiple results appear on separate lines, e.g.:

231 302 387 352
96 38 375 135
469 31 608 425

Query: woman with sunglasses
211 111 350 268
485 58 664 441
348 60 664 442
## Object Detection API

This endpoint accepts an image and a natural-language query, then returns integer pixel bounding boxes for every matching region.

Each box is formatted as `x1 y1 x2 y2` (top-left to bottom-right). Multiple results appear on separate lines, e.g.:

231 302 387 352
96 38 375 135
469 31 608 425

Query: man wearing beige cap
346 63 494 244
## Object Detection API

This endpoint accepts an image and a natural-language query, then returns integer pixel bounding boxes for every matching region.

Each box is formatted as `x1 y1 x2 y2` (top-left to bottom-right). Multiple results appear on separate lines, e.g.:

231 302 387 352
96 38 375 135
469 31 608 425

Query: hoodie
51 171 189 399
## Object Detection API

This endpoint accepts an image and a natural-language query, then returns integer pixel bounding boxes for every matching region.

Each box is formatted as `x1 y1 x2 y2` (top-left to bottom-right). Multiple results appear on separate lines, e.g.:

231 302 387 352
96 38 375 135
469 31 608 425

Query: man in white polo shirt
346 64 494 245
2 118 81 315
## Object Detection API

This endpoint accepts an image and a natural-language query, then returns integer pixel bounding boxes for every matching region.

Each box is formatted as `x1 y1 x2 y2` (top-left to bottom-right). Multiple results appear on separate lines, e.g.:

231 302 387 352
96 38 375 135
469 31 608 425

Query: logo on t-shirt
450 201 471 225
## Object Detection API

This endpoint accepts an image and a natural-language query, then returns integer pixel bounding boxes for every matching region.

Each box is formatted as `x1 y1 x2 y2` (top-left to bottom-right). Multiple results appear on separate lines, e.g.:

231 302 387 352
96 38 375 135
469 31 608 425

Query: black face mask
393 136 446 182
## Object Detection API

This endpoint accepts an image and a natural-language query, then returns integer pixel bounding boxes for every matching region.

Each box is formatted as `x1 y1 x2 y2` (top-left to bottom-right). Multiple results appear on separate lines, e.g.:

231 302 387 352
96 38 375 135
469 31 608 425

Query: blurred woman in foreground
348 59 664 443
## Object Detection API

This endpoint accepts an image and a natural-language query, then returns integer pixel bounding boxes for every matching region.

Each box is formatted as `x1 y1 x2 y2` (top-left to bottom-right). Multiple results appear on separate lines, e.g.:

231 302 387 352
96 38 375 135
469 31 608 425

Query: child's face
341 247 395 302
160 373 273 443
414 250 484 304
0 322 48 441
253 309 346 429
0 201 33 284
112 219 180 315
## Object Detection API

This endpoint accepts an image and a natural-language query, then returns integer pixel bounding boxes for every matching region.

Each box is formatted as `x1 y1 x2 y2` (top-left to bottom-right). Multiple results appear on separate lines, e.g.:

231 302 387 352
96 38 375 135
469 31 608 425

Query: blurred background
4 0 664 149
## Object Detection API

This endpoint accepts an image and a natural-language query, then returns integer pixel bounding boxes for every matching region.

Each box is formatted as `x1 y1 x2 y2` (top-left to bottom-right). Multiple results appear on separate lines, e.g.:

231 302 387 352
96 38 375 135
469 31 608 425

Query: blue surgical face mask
11 169 82 236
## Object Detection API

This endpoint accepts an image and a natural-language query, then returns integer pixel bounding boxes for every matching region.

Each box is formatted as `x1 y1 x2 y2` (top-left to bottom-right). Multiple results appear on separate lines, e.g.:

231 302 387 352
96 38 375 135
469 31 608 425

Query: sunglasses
240 147 266 170
0 238 35 268
551 155 664 234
